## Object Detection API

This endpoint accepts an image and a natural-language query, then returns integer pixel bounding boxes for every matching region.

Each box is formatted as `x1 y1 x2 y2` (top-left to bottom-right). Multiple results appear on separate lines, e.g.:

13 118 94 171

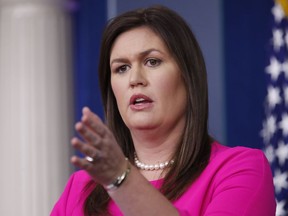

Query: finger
70 155 94 170
82 107 107 137
75 122 101 147
71 137 101 160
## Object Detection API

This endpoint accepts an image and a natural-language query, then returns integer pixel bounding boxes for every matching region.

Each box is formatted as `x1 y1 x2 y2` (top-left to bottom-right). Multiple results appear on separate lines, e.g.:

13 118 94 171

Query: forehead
110 26 170 59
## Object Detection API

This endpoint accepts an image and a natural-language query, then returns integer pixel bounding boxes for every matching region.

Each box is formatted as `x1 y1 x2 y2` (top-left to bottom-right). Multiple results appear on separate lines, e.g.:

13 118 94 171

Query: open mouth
130 94 153 109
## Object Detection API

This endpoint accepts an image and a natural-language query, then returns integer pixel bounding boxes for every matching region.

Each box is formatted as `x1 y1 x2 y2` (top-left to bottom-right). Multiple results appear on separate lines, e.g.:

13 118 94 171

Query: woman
51 5 276 216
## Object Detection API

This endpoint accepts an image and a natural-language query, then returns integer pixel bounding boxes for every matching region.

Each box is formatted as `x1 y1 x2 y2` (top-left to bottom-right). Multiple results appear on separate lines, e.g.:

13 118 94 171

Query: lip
129 94 154 110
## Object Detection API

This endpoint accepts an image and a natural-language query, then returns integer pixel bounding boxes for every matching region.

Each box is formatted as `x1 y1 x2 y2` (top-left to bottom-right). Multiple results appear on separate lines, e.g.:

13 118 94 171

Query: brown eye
116 65 130 73
146 58 162 67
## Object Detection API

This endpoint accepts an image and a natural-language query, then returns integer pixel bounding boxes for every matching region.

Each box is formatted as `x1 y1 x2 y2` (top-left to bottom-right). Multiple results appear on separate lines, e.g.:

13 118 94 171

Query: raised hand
70 107 127 186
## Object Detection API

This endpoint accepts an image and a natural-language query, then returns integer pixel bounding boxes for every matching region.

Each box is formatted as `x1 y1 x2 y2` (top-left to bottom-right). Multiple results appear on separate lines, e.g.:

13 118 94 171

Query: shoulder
65 170 93 196
70 170 92 185
209 141 273 184
210 141 269 170
205 141 276 215
50 170 93 215
173 142 275 215
60 169 92 200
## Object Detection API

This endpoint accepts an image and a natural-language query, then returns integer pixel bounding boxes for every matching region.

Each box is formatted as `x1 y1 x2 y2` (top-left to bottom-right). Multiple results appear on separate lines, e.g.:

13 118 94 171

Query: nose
129 67 148 88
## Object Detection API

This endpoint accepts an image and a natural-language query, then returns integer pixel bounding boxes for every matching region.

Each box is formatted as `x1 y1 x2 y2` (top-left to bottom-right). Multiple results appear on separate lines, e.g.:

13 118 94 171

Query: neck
139 169 166 181
131 127 180 164
129 127 182 181
129 117 185 181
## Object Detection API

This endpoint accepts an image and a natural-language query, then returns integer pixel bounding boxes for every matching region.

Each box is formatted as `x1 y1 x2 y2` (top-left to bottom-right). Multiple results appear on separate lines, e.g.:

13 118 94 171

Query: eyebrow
110 48 164 65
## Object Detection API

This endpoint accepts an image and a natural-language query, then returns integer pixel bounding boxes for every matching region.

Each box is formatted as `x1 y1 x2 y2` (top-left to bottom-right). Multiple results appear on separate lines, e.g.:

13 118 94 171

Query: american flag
261 1 288 215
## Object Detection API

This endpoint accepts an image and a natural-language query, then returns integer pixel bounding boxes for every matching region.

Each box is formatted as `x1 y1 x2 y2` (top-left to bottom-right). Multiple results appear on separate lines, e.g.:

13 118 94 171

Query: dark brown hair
84 5 211 215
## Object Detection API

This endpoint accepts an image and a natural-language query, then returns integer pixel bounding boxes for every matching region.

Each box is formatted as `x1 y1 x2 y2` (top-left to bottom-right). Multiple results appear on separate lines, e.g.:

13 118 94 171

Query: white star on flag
261 115 277 143
283 85 288 105
272 2 285 23
285 30 288 48
281 59 288 78
266 57 282 81
275 141 288 165
273 169 288 194
276 199 287 216
272 28 284 51
264 145 276 163
279 113 288 136
267 85 282 108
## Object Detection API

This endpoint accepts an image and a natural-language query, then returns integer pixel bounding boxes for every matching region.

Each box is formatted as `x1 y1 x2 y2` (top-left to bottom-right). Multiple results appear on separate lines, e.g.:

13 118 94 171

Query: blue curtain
223 0 273 148
72 0 107 159
73 0 107 122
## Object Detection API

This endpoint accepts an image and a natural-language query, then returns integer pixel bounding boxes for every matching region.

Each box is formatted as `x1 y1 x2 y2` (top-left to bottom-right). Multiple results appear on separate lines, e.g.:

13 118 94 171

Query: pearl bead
134 152 174 171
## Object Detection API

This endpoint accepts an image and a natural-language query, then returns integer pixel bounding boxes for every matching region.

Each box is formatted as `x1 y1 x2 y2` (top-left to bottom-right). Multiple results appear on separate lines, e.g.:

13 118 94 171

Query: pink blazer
51 142 276 215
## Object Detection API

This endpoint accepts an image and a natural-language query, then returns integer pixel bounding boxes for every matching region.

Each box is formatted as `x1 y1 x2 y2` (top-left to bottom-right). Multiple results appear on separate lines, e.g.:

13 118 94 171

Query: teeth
135 98 145 103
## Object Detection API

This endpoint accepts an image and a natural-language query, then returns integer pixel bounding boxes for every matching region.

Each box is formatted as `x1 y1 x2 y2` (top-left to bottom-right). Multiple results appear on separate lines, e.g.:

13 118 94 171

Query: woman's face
110 26 187 132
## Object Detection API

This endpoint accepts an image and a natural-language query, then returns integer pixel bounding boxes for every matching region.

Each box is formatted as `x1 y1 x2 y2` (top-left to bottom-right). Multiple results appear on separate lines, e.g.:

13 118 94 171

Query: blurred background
1 0 287 215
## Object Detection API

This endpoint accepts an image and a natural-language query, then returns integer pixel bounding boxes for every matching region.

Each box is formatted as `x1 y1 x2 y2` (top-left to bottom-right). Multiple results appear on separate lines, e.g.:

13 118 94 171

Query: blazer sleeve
50 173 76 216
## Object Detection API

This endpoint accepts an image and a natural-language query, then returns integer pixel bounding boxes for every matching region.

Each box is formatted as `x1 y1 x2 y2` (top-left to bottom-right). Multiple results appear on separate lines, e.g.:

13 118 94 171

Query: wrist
104 158 131 191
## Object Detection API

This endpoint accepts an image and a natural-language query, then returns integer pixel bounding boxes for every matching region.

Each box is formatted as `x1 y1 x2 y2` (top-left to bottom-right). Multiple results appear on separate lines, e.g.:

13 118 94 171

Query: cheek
158 75 185 97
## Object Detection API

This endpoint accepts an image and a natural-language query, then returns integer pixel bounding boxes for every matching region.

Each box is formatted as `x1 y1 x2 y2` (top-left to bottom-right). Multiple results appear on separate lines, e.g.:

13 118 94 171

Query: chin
128 121 158 131
124 114 159 130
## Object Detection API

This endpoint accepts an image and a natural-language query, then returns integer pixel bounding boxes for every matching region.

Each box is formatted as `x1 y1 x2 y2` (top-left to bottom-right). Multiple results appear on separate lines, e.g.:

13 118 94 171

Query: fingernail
82 107 90 113
71 137 78 145
75 122 82 130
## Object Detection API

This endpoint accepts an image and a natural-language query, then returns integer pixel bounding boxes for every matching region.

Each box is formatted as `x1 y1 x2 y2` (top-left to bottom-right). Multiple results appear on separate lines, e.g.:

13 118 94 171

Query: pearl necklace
134 153 175 171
